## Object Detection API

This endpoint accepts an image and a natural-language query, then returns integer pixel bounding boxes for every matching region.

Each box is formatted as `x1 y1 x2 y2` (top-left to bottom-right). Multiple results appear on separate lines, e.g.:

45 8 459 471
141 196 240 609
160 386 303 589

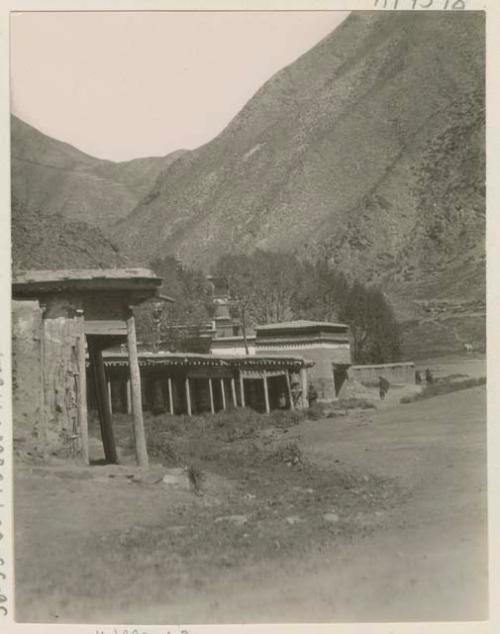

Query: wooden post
76 310 89 465
126 379 132 414
126 314 149 468
285 371 295 411
167 377 174 415
263 371 270 414
231 376 237 407
185 376 192 416
220 378 226 410
239 372 246 408
107 379 113 414
152 377 165 414
39 305 48 458
208 378 215 414
88 339 118 464
300 367 309 409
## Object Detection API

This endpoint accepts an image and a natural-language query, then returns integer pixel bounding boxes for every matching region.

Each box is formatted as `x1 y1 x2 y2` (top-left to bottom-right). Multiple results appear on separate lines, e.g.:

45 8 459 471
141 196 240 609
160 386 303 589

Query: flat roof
12 268 163 297
100 350 311 368
256 319 349 331
211 335 257 343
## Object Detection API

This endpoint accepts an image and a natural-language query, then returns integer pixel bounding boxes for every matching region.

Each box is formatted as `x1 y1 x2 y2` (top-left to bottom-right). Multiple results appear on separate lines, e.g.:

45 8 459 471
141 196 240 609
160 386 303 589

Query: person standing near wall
379 376 390 400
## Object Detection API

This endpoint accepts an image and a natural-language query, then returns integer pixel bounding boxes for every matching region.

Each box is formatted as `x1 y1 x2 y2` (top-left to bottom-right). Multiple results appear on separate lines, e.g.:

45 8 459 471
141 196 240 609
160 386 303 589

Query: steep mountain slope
11 115 186 228
11 12 485 358
112 11 485 357
114 11 484 271
12 196 128 271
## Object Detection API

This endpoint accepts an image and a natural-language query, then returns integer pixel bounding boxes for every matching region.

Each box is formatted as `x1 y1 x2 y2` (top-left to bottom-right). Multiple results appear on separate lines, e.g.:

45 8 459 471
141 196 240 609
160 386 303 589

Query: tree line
135 251 402 364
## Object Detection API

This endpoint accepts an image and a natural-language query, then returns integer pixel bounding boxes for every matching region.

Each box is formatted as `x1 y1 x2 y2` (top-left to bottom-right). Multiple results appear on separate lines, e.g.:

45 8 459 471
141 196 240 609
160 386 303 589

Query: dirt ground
14 356 487 624
415 352 486 380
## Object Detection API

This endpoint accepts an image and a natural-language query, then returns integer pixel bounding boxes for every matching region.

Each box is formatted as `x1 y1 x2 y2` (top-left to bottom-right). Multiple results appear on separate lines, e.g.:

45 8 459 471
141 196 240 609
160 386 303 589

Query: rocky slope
11 115 185 228
114 12 484 274
11 195 128 271
11 12 485 357
112 11 485 357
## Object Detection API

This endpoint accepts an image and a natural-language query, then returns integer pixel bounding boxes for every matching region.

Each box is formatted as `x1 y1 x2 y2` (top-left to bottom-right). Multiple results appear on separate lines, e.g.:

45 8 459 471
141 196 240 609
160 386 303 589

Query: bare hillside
11 196 127 271
11 115 186 228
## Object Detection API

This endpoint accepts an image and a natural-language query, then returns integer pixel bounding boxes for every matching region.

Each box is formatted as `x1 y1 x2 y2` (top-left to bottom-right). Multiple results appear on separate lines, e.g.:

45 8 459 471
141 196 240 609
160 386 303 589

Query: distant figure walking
425 368 434 385
379 376 390 400
415 370 422 385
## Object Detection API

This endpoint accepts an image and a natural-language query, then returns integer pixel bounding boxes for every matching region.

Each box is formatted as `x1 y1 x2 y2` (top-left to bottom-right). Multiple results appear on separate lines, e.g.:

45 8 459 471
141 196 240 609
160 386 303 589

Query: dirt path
15 385 487 623
113 386 487 623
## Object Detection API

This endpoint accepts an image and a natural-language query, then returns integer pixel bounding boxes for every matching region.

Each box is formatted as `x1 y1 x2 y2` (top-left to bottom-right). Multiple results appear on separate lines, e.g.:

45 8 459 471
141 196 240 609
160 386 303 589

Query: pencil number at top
374 0 467 9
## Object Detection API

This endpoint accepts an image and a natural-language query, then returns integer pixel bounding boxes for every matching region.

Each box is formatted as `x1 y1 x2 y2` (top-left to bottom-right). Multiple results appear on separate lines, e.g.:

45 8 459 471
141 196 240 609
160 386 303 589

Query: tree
339 284 401 364
137 250 402 365
134 256 213 351
290 259 349 323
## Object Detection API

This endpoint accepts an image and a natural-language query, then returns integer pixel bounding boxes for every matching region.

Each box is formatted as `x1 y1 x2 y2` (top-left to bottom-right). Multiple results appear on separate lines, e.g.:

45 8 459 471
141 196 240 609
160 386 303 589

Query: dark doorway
87 335 119 465
333 365 349 398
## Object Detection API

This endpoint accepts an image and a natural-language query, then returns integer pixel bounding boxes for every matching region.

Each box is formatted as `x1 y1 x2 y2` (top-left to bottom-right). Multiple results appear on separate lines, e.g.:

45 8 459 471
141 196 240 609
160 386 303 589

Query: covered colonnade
96 353 311 416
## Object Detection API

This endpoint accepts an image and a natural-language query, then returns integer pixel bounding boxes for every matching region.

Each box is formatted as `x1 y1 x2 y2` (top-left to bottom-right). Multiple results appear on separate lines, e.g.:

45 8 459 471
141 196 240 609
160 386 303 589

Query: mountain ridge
11 114 187 228
11 11 485 358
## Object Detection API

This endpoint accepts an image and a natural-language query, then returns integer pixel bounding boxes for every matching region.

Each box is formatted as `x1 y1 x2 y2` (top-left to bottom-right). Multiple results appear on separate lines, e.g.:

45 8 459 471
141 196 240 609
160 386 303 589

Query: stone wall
349 362 415 386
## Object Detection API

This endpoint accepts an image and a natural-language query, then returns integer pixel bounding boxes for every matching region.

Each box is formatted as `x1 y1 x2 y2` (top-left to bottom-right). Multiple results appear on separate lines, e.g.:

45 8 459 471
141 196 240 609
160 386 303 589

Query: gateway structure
12 268 164 467
255 320 352 401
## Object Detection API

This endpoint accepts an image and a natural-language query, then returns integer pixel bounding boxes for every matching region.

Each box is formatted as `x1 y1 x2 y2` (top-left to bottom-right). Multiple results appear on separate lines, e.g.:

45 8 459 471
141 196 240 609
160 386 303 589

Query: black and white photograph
7 6 488 626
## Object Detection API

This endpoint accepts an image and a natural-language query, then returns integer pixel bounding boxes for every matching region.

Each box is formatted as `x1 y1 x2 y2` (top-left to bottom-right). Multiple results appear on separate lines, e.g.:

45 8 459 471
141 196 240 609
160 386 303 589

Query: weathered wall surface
256 344 351 401
12 300 85 459
12 300 45 457
350 362 416 386
43 317 84 457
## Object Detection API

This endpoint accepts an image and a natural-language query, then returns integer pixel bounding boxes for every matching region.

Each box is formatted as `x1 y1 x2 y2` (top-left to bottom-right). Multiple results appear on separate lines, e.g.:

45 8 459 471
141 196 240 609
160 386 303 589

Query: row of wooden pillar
105 367 310 417
83 341 309 468
106 368 307 416
107 375 240 416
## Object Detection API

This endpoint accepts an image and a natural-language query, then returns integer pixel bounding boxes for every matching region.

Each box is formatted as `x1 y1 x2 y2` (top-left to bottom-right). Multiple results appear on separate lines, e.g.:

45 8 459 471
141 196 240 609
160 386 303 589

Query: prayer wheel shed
12 268 164 468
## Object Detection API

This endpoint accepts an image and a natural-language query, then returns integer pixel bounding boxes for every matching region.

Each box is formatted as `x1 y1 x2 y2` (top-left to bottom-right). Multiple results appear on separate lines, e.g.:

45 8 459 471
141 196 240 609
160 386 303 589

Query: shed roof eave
12 268 163 302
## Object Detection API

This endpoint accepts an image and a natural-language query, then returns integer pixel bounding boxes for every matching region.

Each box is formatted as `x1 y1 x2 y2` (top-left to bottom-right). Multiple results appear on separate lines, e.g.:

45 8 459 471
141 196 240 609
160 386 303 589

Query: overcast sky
10 11 348 162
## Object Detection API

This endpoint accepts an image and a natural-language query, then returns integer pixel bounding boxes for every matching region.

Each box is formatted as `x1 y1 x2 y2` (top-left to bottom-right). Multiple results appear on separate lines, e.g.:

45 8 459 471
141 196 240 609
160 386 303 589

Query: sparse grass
401 376 486 404
113 407 306 469
16 401 400 622
307 399 376 420
333 398 376 410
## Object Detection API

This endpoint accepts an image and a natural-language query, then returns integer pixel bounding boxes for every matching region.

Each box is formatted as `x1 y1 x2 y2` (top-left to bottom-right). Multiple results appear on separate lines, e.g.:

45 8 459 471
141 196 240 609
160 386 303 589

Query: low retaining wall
350 362 415 386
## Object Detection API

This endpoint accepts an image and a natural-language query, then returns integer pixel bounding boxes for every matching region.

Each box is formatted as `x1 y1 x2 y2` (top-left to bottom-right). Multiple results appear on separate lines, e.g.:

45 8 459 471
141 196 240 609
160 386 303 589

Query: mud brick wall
305 347 351 401
42 317 84 457
12 300 85 458
12 300 45 456
350 362 416 386
256 344 351 401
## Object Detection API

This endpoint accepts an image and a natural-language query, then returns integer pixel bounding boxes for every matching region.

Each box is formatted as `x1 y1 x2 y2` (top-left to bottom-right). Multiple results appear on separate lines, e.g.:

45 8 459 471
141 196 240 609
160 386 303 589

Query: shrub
187 464 205 495
330 398 376 411
271 442 304 467
269 409 307 428
142 406 306 466
306 399 375 420
307 402 327 420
